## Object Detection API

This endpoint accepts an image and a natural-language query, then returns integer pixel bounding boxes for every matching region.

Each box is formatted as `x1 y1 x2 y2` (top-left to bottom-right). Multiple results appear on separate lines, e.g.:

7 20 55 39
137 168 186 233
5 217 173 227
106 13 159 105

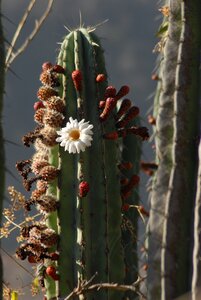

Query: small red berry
99 100 106 109
46 266 59 280
96 74 106 82
42 62 53 71
34 101 45 111
79 181 90 197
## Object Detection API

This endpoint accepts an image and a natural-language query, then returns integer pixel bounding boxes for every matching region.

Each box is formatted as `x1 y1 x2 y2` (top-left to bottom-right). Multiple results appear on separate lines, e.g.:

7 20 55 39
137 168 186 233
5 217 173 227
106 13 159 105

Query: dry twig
5 0 54 71
64 273 146 299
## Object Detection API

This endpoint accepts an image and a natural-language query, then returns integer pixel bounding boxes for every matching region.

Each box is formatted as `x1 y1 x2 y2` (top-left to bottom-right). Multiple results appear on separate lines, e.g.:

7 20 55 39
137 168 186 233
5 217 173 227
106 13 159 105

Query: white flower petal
56 117 94 154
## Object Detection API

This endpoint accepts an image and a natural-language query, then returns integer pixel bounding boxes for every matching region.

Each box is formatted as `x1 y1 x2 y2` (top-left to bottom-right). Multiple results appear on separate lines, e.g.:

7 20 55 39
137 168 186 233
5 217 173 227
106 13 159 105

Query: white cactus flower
56 117 93 154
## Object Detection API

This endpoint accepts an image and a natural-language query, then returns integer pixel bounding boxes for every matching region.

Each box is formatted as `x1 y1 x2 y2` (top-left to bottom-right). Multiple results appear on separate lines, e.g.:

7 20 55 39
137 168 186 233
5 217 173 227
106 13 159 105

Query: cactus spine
16 27 147 300
147 0 201 299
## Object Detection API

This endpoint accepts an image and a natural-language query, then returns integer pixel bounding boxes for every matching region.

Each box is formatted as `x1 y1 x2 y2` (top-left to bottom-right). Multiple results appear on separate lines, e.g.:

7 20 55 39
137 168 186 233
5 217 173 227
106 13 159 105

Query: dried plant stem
5 0 37 65
5 0 54 70
64 274 146 300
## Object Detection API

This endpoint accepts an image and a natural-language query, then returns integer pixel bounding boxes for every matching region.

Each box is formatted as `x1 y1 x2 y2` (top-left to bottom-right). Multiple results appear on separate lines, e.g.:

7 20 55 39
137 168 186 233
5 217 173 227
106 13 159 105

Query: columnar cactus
0 0 5 297
147 1 201 299
16 27 148 299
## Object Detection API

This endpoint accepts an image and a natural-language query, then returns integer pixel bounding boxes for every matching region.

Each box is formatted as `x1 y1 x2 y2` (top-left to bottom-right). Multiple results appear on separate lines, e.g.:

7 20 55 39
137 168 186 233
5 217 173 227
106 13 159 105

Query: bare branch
5 0 54 71
64 274 146 300
5 0 37 65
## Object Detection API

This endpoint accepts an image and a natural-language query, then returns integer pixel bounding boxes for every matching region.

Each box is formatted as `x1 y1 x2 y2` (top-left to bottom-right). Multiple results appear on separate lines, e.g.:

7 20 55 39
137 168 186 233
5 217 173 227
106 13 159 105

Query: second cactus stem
15 27 148 300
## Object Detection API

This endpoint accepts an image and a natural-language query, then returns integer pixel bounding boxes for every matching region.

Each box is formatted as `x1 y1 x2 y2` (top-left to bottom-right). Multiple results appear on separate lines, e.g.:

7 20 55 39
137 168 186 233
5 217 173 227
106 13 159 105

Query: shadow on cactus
14 27 149 300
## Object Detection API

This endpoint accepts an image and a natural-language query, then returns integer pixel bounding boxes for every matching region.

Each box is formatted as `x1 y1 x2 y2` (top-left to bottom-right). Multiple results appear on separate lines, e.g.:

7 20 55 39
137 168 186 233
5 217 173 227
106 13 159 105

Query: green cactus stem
161 1 201 298
0 1 5 297
57 28 125 299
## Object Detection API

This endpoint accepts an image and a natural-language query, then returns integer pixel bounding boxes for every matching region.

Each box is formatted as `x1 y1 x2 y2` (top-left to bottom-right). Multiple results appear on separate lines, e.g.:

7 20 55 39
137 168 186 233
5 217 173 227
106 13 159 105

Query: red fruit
103 131 118 140
46 266 59 280
115 85 130 100
116 106 140 128
151 74 159 81
115 98 132 120
138 205 150 217
122 203 130 212
100 97 117 121
99 100 106 109
72 70 82 91
104 86 116 99
52 65 65 74
79 181 90 197
42 62 53 71
28 255 37 263
96 73 106 82
147 115 156 125
118 162 133 170
34 101 45 111
50 252 59 261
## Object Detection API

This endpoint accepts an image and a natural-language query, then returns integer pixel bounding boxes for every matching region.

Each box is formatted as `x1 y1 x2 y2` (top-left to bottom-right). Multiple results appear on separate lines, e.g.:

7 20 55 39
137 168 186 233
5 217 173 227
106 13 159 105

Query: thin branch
65 274 146 300
0 247 34 277
5 0 54 71
5 0 37 65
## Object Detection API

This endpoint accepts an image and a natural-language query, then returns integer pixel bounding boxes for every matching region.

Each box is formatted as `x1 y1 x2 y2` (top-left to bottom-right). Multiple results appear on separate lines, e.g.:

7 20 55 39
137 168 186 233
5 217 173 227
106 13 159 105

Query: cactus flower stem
161 1 201 298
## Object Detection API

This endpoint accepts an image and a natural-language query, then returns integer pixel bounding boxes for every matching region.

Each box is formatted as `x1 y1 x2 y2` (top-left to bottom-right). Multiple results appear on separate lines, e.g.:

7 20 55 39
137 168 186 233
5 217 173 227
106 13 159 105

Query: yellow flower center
69 129 80 140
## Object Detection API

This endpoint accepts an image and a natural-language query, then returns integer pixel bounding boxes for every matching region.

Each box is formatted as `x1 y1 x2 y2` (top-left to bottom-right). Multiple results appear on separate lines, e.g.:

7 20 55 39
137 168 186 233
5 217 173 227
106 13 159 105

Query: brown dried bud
34 108 46 125
29 227 58 247
45 96 65 113
31 189 46 200
31 160 50 175
43 109 64 128
40 71 60 88
39 166 59 182
37 86 58 101
37 195 58 213
36 180 48 193
40 126 58 147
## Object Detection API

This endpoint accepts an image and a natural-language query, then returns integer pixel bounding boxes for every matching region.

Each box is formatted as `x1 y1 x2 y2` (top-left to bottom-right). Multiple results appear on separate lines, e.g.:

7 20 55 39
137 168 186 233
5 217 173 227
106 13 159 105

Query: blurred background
1 0 158 298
